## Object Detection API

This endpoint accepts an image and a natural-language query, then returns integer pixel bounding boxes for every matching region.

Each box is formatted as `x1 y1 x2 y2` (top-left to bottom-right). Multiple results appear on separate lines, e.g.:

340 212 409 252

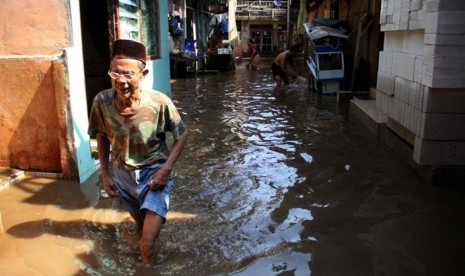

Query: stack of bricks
376 0 465 166
380 0 425 31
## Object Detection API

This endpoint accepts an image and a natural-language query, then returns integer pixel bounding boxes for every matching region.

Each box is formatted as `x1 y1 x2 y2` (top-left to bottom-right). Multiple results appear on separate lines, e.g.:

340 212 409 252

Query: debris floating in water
300 153 313 163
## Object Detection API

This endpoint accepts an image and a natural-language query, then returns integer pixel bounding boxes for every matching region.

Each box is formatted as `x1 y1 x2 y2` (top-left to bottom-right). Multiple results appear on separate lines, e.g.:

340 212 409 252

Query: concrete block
418 7 426 23
423 55 433 66
425 55 465 69
393 53 416 81
414 84 425 111
410 0 422 11
417 110 425 136
381 93 390 114
425 33 465 46
411 82 421 106
380 15 387 24
392 98 399 122
394 77 402 101
399 21 409 30
439 68 465 78
425 12 439 26
387 117 416 145
376 94 381 110
422 88 465 113
408 82 416 105
422 75 433 87
423 45 434 56
427 23 465 35
409 20 418 30
387 0 395 15
378 51 393 73
414 138 465 166
430 77 465 88
401 4 410 20
403 30 425 55
436 0 465 11
402 103 411 127
381 2 388 15
376 93 383 112
377 71 396 96
381 3 387 16
389 95 396 117
420 113 465 140
409 108 421 134
394 0 402 12
384 32 404 52
394 12 401 26
435 11 465 24
387 15 394 24
425 22 438 34
410 10 419 21
424 45 465 58
416 16 425 29
426 0 440 13
422 63 433 77
414 56 423 83
397 100 403 123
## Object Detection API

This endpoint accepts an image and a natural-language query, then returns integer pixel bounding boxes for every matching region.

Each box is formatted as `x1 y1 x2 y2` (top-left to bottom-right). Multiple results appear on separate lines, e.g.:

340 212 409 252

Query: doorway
80 0 111 116
250 24 273 53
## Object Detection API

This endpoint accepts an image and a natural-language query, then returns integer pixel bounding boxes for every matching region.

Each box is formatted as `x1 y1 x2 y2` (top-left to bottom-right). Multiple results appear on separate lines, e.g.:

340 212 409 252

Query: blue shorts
111 163 173 220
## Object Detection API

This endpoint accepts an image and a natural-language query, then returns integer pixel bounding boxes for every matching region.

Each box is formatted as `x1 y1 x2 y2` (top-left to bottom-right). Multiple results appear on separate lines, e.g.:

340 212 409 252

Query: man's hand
102 176 119 197
148 167 171 190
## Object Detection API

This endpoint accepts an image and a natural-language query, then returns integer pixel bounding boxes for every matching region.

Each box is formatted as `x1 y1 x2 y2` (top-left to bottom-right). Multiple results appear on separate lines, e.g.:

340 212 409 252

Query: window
318 53 343 71
116 0 160 58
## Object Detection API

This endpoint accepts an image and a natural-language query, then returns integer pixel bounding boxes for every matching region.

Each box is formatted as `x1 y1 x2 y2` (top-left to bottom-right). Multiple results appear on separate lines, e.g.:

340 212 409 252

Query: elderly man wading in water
88 39 188 266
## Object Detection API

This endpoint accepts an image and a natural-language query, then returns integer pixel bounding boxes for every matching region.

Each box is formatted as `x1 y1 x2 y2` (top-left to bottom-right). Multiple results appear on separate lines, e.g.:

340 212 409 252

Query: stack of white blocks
376 0 465 165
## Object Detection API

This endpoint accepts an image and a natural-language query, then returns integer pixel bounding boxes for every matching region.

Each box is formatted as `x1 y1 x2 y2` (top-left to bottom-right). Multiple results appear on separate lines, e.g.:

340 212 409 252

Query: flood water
1 60 465 275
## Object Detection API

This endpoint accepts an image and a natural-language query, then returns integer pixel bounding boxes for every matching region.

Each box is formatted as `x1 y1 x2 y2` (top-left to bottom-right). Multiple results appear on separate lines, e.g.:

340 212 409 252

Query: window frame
112 0 161 60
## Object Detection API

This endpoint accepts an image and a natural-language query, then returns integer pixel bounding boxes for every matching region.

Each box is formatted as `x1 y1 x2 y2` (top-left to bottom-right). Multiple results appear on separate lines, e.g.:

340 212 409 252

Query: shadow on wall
3 59 62 172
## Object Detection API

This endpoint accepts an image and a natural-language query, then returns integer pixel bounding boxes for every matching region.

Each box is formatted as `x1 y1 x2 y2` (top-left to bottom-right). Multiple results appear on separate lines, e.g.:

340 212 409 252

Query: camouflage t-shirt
88 88 186 170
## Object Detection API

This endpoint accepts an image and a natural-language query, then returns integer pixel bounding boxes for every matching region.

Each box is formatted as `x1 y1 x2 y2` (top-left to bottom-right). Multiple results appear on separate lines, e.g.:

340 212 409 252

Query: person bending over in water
247 38 260 70
271 44 301 87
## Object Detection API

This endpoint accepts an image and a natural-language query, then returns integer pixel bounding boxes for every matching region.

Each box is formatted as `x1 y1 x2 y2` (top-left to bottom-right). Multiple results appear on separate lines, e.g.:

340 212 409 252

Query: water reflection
169 62 465 276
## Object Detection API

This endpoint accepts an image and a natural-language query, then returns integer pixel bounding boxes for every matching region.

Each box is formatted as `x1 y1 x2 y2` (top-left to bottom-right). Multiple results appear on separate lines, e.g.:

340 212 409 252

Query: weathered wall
376 0 465 166
0 59 62 171
0 0 71 172
0 1 69 55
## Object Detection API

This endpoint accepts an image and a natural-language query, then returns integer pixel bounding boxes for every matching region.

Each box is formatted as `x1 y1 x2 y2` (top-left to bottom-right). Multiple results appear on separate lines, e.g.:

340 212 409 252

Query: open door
80 0 111 116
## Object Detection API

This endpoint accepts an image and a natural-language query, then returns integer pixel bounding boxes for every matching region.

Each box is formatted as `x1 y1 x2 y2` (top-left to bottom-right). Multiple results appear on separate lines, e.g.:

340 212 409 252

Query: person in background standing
247 38 260 70
88 39 188 266
169 11 184 53
271 44 301 87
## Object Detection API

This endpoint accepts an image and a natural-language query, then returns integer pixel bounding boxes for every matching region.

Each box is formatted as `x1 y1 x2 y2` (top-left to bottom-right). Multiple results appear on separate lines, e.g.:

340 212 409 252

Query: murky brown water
1 60 465 275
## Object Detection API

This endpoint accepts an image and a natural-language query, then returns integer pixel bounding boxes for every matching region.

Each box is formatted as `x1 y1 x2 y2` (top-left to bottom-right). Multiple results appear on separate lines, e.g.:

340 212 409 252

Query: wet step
0 168 25 191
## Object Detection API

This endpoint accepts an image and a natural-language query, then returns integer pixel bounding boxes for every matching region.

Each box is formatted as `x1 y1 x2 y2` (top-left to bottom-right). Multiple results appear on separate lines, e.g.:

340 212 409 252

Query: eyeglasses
107 68 143 81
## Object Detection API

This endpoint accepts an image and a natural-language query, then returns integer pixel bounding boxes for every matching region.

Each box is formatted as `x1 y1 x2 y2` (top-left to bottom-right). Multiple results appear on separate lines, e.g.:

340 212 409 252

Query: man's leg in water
140 210 164 265
275 75 282 87
130 212 143 230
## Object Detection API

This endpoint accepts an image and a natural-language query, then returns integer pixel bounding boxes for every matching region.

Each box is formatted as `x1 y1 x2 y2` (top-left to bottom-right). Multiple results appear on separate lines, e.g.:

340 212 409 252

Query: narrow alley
1 60 465 276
